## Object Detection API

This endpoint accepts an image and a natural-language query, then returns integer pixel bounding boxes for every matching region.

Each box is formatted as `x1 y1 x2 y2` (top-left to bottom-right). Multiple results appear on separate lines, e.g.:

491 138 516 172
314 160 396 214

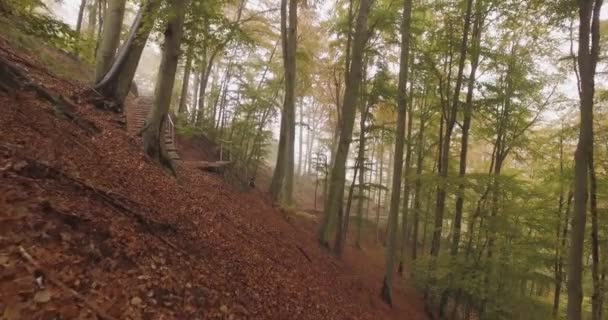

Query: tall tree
94 0 127 82
567 0 603 319
178 43 195 115
318 0 373 248
270 0 297 204
95 0 162 107
76 0 88 34
141 0 189 172
381 0 413 305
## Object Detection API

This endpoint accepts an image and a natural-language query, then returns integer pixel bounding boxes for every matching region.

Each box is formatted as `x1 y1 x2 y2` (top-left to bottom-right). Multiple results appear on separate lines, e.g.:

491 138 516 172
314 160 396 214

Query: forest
0 0 607 319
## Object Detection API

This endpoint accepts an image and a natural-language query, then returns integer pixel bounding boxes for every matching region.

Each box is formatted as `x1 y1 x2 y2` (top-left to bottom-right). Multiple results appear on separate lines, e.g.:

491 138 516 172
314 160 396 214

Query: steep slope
0 34 430 319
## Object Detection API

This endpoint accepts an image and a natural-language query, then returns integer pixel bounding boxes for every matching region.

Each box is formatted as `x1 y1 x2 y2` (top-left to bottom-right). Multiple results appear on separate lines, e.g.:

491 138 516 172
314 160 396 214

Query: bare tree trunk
95 0 162 107
411 108 427 261
76 0 88 34
178 44 195 115
87 0 98 39
94 0 127 82
270 0 297 205
381 0 412 305
568 1 602 319
590 155 601 320
355 102 371 249
451 0 481 257
376 134 384 244
298 101 304 177
398 66 415 275
141 0 189 173
335 158 359 256
318 0 372 248
431 0 473 260
190 71 200 121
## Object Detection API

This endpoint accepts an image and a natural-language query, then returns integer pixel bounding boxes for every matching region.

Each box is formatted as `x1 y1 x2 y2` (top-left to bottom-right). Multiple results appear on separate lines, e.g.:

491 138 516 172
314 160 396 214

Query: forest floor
0 26 429 319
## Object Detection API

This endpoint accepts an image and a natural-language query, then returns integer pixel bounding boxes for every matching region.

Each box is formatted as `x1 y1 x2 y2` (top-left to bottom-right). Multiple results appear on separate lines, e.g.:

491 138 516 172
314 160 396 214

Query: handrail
166 114 175 146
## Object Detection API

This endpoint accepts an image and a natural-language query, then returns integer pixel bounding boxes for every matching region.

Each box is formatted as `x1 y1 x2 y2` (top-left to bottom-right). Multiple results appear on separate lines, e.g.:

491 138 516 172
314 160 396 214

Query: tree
94 0 127 82
567 0 603 319
95 0 162 107
178 43 195 115
141 0 189 172
76 0 87 34
270 0 297 204
381 0 412 306
318 0 373 248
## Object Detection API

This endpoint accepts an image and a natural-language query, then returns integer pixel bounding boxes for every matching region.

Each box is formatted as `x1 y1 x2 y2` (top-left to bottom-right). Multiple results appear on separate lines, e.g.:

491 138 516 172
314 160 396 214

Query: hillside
0 28 428 320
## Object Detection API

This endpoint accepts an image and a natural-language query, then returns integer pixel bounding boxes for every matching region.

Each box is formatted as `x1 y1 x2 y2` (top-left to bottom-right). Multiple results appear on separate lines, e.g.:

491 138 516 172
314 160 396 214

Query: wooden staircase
127 96 180 160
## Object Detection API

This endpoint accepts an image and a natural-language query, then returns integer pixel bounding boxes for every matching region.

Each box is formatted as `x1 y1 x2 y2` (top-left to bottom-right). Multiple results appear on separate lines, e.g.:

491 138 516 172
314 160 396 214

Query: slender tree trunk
398 66 415 274
298 102 304 177
411 111 427 261
355 103 371 249
190 71 200 122
451 0 480 257
141 0 189 173
307 120 315 174
318 0 372 248
95 0 162 107
270 0 297 205
432 0 473 260
94 0 127 82
195 47 209 126
554 190 572 318
87 0 98 39
96 0 105 44
568 1 602 319
76 0 88 34
376 135 385 244
178 44 195 115
590 155 601 320
432 0 474 314
335 159 360 256
381 0 413 305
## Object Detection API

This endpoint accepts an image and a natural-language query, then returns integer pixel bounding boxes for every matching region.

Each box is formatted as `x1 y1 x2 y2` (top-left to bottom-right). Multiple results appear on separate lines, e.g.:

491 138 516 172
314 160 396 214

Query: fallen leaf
33 289 52 303
220 305 229 314
130 296 142 306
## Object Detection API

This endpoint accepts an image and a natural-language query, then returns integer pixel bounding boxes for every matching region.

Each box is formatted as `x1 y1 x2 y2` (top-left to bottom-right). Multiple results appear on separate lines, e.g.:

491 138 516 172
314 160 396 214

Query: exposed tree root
0 56 100 134
18 246 119 320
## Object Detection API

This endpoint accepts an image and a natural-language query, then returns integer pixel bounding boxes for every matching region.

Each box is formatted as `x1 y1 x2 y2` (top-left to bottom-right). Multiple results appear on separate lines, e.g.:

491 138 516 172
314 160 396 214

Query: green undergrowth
0 14 93 83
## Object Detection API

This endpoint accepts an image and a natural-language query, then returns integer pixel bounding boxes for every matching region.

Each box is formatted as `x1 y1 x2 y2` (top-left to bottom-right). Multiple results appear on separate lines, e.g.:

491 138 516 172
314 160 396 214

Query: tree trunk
141 0 189 173
270 0 297 204
590 154 601 320
381 0 413 305
568 1 602 319
398 65 415 275
94 0 127 82
431 0 473 260
298 102 304 177
95 0 161 107
335 158 359 256
318 0 372 248
87 0 98 39
411 108 427 261
178 44 194 115
376 134 385 244
451 0 480 257
76 0 88 34
355 102 371 249
190 71 200 122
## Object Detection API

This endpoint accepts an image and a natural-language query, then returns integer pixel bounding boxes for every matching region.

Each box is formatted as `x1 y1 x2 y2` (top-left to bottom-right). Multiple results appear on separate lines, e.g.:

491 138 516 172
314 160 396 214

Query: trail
0 34 428 319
